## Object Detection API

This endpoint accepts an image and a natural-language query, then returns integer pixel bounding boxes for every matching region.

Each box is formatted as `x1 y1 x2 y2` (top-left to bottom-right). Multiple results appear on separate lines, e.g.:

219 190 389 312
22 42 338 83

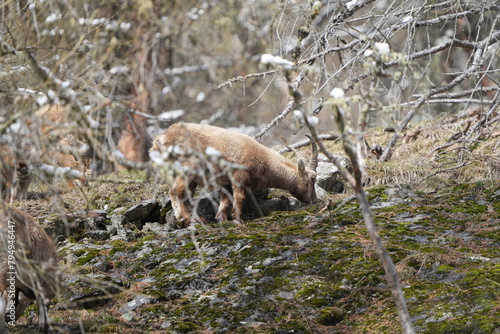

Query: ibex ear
297 159 306 176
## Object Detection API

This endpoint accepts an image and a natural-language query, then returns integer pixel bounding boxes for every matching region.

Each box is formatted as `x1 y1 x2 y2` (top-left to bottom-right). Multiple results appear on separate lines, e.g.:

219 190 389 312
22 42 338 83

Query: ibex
0 204 59 333
150 123 318 225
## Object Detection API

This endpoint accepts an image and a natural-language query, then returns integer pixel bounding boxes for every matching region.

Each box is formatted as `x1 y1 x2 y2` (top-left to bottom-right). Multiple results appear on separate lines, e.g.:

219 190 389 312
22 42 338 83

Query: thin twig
380 30 500 161
279 134 339 154
307 102 415 334
217 70 279 89
253 73 305 140
420 162 472 182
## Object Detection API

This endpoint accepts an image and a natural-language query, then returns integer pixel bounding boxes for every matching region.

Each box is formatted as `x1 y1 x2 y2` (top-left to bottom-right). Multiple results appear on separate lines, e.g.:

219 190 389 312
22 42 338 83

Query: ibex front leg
169 176 197 226
216 186 232 222
230 171 251 224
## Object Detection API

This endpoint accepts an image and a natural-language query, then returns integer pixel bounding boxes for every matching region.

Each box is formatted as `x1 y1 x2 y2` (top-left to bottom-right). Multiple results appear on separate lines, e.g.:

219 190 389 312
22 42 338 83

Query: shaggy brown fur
0 205 59 333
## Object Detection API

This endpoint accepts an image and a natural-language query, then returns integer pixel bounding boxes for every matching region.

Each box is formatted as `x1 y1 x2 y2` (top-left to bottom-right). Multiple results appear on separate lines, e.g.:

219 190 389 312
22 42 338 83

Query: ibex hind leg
230 171 252 224
36 295 51 333
169 176 197 227
216 186 232 222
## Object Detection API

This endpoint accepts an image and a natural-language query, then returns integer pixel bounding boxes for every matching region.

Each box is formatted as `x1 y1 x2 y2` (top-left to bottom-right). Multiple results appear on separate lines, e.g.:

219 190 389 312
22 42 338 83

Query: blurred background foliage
0 0 498 168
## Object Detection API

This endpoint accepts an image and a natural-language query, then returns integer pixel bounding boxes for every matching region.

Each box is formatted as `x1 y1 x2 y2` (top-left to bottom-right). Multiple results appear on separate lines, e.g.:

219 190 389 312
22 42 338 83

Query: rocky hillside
8 115 500 333
9 177 500 333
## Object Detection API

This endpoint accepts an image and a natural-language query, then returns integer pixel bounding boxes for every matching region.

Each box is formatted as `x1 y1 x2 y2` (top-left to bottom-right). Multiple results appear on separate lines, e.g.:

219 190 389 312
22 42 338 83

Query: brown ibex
0 204 59 333
150 123 318 225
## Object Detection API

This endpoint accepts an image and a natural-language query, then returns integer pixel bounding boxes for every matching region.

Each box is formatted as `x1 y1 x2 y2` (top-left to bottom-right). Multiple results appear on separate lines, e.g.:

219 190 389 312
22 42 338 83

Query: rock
258 196 300 215
86 209 108 228
120 295 155 312
370 186 418 209
85 230 111 241
316 158 351 193
121 311 135 322
86 209 108 219
123 198 160 229
143 222 174 236
41 209 110 241
109 215 136 241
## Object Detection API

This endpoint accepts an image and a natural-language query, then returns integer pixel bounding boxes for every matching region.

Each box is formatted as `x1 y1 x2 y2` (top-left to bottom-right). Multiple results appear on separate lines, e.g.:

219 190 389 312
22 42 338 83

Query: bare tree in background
0 0 498 332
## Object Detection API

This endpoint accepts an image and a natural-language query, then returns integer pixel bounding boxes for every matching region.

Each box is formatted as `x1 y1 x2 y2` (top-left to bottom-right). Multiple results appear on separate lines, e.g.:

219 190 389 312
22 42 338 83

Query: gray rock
109 215 136 241
316 158 350 193
85 230 111 241
123 198 160 229
120 295 155 312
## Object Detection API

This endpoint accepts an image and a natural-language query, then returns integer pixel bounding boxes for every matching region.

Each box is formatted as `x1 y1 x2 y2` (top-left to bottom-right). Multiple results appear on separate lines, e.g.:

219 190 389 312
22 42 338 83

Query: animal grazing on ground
0 204 59 333
150 123 319 225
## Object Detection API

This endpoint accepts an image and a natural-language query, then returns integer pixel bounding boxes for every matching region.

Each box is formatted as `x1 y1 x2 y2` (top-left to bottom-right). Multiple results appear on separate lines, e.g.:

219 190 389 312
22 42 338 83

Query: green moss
137 234 157 245
423 315 500 334
316 307 344 326
97 324 123 333
56 179 500 332
435 264 454 273
76 249 101 265
109 239 135 255
275 321 307 332
172 320 199 332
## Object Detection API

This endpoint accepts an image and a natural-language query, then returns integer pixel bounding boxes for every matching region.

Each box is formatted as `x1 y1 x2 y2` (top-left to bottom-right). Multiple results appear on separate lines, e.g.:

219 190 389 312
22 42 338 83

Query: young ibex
0 205 59 333
150 123 318 225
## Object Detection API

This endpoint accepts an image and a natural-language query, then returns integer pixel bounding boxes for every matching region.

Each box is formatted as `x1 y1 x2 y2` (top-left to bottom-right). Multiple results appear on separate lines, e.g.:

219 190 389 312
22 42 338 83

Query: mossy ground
9 180 499 333
8 115 500 333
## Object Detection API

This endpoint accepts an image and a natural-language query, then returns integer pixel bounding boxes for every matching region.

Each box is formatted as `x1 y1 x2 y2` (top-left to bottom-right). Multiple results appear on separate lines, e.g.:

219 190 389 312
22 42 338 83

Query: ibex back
150 123 318 225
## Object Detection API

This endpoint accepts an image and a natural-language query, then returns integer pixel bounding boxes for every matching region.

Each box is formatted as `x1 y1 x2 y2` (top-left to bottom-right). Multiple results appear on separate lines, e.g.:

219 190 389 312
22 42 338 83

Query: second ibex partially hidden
0 205 59 333
150 123 319 225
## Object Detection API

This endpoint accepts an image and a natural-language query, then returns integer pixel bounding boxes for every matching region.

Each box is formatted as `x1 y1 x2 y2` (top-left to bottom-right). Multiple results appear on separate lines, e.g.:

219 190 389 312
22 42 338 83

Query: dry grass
318 111 500 193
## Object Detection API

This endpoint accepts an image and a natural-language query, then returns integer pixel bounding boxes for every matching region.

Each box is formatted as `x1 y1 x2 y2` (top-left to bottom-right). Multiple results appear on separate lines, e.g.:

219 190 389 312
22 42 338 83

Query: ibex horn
305 135 318 171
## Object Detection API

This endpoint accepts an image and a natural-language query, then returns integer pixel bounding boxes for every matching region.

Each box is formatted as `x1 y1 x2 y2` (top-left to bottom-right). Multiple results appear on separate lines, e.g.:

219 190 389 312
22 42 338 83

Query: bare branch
217 70 279 89
279 134 339 154
380 29 500 161
253 72 306 140
307 99 415 334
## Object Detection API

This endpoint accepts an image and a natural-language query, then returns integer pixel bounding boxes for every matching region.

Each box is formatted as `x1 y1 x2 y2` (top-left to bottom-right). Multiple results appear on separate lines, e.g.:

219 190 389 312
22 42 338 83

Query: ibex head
287 135 318 204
